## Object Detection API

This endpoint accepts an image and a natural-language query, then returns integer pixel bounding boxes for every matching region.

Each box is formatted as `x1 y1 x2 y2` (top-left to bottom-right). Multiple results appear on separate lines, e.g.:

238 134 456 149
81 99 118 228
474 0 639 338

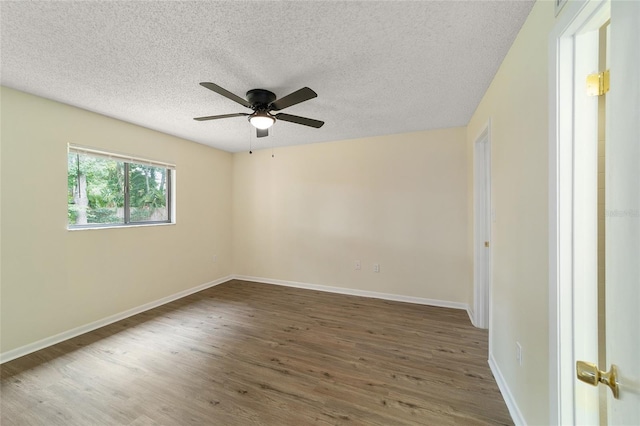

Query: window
67 146 174 228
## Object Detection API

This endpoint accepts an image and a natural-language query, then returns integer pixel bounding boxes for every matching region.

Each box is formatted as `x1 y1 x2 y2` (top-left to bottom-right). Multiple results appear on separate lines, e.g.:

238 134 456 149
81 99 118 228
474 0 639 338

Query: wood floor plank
1 280 512 425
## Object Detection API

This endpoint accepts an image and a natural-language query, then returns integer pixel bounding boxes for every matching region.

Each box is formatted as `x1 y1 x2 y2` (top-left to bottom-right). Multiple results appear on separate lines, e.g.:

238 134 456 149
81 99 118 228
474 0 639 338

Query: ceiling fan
194 82 324 138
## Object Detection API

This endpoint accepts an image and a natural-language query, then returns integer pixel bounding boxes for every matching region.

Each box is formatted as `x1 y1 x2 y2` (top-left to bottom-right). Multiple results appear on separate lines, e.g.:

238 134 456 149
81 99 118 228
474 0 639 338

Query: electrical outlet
516 342 523 366
355 260 361 270
373 263 380 273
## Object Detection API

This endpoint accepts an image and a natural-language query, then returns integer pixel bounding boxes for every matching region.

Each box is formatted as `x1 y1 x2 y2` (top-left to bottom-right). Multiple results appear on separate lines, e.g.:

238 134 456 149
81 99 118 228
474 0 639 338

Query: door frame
473 121 492 330
548 0 610 424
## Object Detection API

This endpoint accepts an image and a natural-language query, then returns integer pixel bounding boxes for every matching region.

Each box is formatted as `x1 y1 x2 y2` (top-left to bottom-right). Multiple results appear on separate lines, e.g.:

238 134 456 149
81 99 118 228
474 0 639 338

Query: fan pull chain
249 125 253 154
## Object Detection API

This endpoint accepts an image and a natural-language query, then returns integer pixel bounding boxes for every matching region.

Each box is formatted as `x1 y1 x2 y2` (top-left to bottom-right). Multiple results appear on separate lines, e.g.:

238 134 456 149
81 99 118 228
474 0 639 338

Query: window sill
67 222 176 232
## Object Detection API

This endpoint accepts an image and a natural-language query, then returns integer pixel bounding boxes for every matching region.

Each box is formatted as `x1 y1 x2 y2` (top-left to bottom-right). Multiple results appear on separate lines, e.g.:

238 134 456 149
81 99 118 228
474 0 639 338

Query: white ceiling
1 1 534 153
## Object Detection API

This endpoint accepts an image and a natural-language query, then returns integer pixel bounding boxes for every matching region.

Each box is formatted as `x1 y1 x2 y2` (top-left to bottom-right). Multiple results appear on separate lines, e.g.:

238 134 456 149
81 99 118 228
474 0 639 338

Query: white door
604 1 639 423
551 0 639 424
577 1 640 423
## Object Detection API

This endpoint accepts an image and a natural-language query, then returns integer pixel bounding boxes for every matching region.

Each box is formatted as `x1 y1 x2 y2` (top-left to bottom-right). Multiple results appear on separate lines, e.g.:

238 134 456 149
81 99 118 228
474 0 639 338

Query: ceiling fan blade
193 113 249 121
199 82 252 108
269 87 317 111
257 128 269 138
275 113 324 128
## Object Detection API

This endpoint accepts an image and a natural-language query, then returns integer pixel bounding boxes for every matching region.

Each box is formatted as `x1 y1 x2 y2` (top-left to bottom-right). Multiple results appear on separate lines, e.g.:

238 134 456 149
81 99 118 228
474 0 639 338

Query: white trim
0 275 233 364
1 274 476 364
233 275 472 315
67 222 176 232
489 353 526 426
467 306 477 327
465 308 474 325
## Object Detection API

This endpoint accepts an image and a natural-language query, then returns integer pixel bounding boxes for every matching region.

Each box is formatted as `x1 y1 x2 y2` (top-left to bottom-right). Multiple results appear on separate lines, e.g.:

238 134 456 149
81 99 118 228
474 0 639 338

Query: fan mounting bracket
246 89 276 109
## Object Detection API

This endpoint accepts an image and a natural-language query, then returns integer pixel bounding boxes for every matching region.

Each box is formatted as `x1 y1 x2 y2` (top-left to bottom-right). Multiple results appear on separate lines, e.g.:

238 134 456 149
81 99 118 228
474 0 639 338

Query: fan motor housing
246 89 276 109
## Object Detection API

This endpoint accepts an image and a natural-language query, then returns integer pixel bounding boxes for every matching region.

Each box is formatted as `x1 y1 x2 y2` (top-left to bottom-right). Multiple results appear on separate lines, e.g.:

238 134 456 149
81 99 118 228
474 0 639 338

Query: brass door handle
576 361 619 399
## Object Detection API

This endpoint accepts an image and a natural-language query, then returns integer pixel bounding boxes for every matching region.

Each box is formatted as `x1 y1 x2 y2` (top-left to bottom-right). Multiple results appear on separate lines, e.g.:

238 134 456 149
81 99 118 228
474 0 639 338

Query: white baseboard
0 275 233 364
233 275 471 312
488 352 526 426
1 275 473 364
467 307 477 327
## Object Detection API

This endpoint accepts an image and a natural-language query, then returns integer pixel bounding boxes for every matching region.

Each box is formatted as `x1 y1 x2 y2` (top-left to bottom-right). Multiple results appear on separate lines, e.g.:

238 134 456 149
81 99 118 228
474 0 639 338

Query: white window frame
67 145 176 229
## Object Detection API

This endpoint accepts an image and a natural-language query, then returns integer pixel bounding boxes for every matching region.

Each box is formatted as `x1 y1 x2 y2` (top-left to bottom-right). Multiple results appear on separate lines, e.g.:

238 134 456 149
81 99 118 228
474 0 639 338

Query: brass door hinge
586 70 610 96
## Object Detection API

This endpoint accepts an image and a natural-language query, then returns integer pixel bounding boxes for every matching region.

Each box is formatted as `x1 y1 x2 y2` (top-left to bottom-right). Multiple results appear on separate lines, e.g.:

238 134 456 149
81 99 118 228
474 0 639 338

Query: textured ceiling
1 1 534 153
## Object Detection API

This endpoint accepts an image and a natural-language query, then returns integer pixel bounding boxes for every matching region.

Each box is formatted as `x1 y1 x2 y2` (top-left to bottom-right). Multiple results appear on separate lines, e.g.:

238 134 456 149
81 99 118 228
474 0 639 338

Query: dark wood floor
1 280 512 425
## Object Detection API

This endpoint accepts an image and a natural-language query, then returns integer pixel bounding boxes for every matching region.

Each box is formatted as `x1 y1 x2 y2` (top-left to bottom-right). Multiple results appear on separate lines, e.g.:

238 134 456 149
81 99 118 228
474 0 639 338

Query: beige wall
232 128 471 304
466 1 556 424
1 88 470 358
0 87 233 353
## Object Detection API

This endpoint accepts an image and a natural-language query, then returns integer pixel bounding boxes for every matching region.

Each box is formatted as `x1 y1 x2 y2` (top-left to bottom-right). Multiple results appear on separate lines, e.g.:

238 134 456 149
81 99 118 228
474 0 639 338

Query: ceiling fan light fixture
249 112 275 129
195 83 323 135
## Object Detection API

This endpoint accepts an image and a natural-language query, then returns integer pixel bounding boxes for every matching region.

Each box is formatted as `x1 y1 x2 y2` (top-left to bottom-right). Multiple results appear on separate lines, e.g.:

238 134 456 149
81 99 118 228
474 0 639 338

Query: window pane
128 164 169 223
68 153 125 225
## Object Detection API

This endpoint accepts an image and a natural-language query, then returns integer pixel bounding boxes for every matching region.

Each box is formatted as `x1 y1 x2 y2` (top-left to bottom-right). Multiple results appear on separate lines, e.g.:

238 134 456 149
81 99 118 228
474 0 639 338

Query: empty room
1 1 638 425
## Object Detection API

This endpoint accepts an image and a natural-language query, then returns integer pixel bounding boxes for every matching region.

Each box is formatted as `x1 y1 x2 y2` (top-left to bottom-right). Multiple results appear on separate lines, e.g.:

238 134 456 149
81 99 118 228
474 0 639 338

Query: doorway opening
473 122 491 330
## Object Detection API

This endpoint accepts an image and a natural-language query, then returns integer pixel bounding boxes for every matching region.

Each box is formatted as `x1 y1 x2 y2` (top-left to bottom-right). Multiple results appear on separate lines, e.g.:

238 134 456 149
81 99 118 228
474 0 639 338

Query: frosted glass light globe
249 113 275 129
